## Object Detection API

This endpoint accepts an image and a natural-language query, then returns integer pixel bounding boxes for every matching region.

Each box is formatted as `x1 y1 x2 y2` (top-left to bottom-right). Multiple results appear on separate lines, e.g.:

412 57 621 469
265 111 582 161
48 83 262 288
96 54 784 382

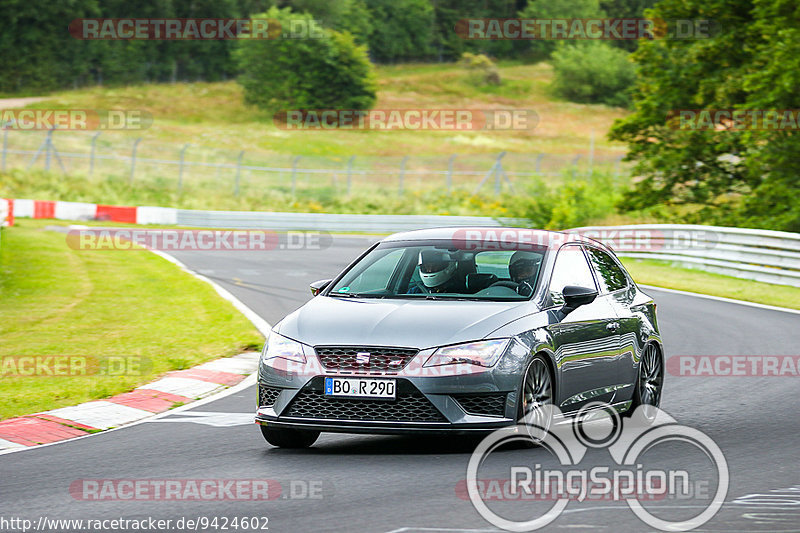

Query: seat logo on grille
355 352 371 365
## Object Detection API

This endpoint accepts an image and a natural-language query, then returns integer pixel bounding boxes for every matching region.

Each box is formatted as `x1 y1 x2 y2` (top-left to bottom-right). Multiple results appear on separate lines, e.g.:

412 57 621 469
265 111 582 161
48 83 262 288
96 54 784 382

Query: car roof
381 226 608 251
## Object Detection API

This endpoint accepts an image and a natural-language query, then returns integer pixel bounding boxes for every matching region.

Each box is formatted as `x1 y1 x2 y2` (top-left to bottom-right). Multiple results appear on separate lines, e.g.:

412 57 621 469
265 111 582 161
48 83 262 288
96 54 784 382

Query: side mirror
309 279 332 297
561 285 598 315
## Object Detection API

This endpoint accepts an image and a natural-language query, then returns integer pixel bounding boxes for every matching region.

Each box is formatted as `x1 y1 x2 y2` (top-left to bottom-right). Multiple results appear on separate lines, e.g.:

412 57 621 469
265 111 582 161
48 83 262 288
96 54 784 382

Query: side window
548 245 596 305
586 247 628 293
474 251 514 278
336 248 405 293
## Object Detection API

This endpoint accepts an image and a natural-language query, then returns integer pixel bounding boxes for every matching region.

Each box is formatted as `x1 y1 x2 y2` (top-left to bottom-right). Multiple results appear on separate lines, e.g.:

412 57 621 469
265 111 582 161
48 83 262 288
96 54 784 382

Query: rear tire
260 425 320 448
625 343 663 421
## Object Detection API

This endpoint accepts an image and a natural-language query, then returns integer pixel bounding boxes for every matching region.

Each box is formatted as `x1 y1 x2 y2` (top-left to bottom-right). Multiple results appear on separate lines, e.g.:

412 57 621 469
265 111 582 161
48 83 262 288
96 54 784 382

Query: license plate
324 377 396 399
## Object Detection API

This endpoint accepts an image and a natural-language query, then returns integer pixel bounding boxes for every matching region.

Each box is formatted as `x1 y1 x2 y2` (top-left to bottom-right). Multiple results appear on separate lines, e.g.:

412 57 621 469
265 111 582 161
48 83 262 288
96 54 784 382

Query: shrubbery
551 42 636 108
459 53 501 86
235 8 376 112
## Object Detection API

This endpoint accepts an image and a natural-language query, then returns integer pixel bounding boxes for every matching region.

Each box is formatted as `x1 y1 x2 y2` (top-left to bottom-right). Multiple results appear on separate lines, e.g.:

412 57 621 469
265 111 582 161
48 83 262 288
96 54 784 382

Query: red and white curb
0 241 271 453
0 353 261 450
7 198 176 225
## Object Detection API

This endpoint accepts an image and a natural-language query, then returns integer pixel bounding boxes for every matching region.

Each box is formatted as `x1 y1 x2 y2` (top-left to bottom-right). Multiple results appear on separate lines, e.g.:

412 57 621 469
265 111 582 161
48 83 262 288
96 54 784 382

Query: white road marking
147 411 254 427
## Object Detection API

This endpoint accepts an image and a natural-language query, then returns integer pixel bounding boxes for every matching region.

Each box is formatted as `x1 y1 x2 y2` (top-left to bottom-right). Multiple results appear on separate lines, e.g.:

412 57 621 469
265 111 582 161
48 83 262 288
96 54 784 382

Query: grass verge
621 258 800 311
0 219 263 419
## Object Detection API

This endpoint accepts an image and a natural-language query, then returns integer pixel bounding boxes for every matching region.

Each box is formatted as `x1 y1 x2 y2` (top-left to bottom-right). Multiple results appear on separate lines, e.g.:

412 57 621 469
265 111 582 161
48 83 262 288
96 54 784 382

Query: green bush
551 42 636 108
235 7 377 112
460 52 501 86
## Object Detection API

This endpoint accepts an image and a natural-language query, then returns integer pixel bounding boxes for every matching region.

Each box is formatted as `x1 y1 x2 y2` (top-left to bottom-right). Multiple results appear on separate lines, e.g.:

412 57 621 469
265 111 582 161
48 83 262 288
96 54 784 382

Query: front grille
315 346 418 372
285 390 446 423
258 385 282 407
453 393 507 417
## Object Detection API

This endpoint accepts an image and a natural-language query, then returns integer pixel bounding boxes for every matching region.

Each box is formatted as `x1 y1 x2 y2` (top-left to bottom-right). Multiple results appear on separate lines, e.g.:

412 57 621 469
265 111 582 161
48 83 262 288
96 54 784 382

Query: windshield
328 240 547 301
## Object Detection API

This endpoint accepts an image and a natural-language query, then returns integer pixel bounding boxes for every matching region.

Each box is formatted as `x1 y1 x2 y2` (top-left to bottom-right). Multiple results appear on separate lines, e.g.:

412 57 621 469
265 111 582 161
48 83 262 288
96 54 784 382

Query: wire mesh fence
1 129 629 197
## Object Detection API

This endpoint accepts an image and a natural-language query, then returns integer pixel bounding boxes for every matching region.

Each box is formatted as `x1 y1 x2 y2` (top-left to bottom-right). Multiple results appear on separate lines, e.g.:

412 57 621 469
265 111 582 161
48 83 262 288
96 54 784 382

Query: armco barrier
573 224 800 288
10 199 800 287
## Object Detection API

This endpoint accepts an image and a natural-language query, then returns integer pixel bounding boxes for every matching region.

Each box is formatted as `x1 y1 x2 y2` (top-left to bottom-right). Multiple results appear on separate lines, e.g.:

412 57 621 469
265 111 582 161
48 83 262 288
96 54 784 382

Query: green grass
21 62 628 158
621 258 800 310
0 219 263 419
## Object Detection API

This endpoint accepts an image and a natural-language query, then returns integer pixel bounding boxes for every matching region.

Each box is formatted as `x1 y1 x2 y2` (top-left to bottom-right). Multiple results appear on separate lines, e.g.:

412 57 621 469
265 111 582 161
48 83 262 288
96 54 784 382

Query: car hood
276 295 538 349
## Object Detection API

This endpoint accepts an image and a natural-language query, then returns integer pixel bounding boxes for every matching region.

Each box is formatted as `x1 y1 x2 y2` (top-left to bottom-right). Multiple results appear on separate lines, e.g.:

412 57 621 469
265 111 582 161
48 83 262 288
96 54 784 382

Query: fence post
588 129 595 175
398 156 408 195
45 129 53 171
535 153 544 175
446 154 456 195
89 132 101 177
614 154 624 183
346 156 354 195
291 155 301 196
1 128 7 172
129 138 142 185
177 143 190 193
234 150 244 196
571 155 580 179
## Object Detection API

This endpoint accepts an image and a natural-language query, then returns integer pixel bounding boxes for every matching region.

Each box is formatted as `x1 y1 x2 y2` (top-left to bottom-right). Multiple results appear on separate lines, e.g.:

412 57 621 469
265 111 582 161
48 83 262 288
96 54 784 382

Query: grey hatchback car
255 227 664 448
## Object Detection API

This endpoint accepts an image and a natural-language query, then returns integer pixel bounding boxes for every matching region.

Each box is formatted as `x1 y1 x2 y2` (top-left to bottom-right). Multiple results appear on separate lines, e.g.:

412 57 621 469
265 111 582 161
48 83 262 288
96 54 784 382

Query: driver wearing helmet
408 250 465 294
508 251 541 296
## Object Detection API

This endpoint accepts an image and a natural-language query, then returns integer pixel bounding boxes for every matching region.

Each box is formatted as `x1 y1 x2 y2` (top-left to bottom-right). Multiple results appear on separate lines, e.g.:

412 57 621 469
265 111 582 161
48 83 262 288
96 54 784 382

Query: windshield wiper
328 292 385 299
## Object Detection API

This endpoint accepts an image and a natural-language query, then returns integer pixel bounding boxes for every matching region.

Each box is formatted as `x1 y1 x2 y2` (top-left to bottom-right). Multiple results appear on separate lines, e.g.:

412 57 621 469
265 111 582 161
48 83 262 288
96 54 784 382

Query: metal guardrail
175 209 510 232
572 224 800 288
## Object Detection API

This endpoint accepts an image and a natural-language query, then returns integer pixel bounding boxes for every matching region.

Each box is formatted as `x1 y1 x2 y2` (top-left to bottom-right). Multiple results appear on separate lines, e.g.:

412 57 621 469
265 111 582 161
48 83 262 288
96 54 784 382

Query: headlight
424 339 511 368
261 332 307 364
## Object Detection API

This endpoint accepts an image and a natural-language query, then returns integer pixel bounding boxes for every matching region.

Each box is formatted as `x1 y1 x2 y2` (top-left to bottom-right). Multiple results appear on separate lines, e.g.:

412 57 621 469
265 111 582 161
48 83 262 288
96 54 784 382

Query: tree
551 41 636 107
609 0 800 231
235 7 377 112
517 0 605 61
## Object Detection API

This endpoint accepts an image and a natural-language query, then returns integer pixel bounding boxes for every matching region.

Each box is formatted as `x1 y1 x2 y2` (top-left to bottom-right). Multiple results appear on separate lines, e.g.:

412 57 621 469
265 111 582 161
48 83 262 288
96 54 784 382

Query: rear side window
548 245 596 305
586 247 628 293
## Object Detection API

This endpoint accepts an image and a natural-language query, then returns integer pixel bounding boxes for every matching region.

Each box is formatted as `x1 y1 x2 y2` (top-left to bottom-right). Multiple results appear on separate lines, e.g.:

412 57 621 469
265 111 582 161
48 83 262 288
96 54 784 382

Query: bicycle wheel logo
465 402 728 531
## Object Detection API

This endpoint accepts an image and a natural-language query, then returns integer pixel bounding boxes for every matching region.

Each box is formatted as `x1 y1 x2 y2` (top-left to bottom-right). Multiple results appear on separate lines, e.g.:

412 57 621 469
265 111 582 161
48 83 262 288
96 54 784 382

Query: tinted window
549 245 596 305
334 248 405 294
586 247 628 293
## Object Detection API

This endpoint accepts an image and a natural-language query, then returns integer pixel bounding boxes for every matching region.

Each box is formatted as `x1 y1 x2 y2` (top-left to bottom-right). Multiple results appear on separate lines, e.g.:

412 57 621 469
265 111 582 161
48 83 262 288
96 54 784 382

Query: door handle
606 322 620 331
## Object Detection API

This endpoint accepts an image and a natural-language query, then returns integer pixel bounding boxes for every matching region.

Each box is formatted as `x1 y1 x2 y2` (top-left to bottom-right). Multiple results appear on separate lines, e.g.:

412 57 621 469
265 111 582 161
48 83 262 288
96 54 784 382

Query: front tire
260 425 320 448
517 355 554 441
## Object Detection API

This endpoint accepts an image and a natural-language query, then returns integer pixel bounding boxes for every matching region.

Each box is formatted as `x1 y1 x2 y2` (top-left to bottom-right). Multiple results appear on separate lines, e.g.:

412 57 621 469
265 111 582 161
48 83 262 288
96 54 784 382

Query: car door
584 246 639 400
546 244 622 413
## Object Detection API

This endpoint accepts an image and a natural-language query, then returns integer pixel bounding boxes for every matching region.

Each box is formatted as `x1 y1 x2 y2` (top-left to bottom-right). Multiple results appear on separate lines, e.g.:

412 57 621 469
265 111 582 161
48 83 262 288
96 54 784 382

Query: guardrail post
291 155 301 196
398 156 408 195
129 138 142 185
346 155 354 195
446 154 456 195
177 143 190 193
89 132 101 177
234 150 244 196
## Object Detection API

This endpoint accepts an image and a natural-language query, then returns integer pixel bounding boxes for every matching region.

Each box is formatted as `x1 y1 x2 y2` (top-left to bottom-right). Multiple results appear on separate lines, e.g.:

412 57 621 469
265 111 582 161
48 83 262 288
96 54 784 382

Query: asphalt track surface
2 235 799 533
